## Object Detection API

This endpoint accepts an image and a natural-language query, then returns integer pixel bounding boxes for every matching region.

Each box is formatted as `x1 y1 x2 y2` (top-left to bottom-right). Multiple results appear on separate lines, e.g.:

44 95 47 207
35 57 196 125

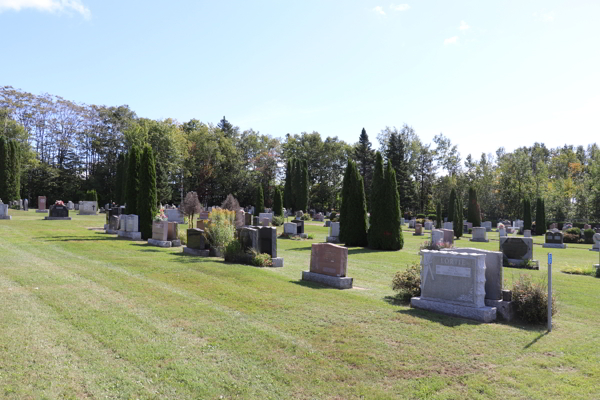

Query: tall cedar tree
523 198 532 230
283 160 293 210
125 146 141 215
381 162 404 250
155 160 172 204
254 184 264 216
536 197 546 235
292 158 302 211
448 188 456 224
339 159 368 247
467 187 481 227
8 140 20 200
458 196 464 236
0 137 7 200
114 153 125 205
121 152 129 205
453 198 462 239
386 132 412 213
436 202 442 229
137 144 157 240
300 160 309 211
368 152 385 249
355 128 374 210
273 187 283 216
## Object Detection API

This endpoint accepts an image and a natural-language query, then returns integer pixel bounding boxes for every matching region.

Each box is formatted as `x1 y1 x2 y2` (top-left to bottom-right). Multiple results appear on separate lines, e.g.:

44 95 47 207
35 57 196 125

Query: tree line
2 85 600 224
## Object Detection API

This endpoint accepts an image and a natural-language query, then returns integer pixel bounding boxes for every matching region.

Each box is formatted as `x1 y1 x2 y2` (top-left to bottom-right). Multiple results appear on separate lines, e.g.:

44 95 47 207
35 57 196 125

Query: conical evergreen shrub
448 188 456 224
254 184 264 216
380 162 403 250
340 159 368 247
125 146 141 215
436 202 442 229
137 144 157 240
536 197 546 235
274 187 283 216
368 152 385 249
524 198 532 231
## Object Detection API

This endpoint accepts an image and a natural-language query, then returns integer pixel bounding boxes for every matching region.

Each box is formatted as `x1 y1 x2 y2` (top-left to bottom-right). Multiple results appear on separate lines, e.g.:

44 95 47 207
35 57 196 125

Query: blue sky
1 0 599 160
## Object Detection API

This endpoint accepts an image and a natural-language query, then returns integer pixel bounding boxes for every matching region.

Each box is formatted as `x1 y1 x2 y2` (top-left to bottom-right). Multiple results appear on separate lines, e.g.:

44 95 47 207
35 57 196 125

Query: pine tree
155 159 172 205
8 140 20 200
0 137 6 201
453 198 462 239
114 153 125 205
340 159 368 247
523 198 532 231
355 128 374 210
283 160 293 211
368 152 385 249
121 152 129 205
467 187 481 227
273 187 283 216
436 202 442 229
381 162 403 250
292 158 302 210
387 132 412 213
536 197 546 235
125 146 141 215
300 160 309 211
448 188 456 224
254 184 264 216
137 144 157 240
217 116 234 138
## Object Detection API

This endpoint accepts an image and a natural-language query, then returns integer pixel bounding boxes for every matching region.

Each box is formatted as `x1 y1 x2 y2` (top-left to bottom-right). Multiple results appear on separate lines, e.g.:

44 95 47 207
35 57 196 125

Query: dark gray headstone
292 219 304 234
258 227 277 258
49 205 69 218
187 228 206 250
240 227 259 253
545 231 564 244
502 238 529 259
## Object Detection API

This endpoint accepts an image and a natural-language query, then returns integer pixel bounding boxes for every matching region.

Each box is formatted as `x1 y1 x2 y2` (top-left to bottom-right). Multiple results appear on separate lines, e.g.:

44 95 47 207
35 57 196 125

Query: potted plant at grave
154 208 168 222
55 200 64 206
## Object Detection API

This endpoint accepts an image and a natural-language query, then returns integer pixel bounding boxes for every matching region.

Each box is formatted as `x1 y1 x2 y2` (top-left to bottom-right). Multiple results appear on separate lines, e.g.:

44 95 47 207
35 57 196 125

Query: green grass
0 211 599 399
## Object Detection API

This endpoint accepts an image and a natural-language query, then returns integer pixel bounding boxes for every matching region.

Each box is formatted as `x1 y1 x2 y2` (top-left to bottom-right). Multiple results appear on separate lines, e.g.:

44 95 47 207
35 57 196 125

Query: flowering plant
497 223 505 229
154 208 168 222
55 200 65 206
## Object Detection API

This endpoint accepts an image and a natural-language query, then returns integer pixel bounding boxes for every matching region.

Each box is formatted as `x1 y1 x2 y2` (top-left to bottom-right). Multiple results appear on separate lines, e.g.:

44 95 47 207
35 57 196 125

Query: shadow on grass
286 246 312 252
290 279 341 290
383 295 410 306
523 331 549 349
37 236 119 242
396 308 479 327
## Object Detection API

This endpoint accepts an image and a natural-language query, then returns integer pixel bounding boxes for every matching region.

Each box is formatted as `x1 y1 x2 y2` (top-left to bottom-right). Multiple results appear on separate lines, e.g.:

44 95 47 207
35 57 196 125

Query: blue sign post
548 253 552 332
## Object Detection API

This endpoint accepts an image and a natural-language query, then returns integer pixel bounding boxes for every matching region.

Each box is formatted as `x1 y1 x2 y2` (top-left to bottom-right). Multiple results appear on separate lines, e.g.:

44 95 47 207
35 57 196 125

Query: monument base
44 217 72 220
484 299 514 322
105 229 119 234
413 233 424 236
301 271 353 289
148 238 181 248
271 257 284 268
78 213 98 216
35 210 48 213
117 231 142 241
325 236 340 243
470 238 489 243
0 216 11 220
589 248 599 252
542 243 567 249
411 297 497 323
183 247 210 257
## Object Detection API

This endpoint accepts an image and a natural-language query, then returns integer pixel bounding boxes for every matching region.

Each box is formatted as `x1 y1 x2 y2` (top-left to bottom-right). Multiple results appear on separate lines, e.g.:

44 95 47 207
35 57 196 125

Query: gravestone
244 213 253 226
296 211 304 218
470 227 489 243
152 221 169 241
458 248 504 301
499 237 536 268
240 227 259 253
284 222 297 235
292 219 304 234
442 229 454 246
36 196 48 213
413 223 424 236
199 211 210 220
165 209 185 224
431 229 444 245
258 227 278 258
443 221 453 230
109 215 120 231
411 250 496 322
524 230 531 238
463 222 472 234
19 199 23 210
235 210 245 228
424 221 433 231
117 215 142 240
261 218 270 227
302 243 352 289
313 213 324 222
23 199 28 211
67 201 74 210
482 221 492 232
401 218 405 225
187 228 206 250
45 204 71 220
498 228 506 237
543 231 566 249
79 201 98 215
324 220 331 227
408 219 416 229
326 222 340 243
0 204 11 220
590 233 600 251
148 221 179 247
259 213 273 224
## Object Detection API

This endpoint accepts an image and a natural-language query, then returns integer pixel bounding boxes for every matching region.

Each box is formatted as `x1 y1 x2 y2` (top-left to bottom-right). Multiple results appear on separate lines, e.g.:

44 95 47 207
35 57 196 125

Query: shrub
183 191 202 228
85 189 98 203
583 229 595 244
271 215 284 226
512 274 556 324
329 212 337 220
307 233 315 240
206 209 235 250
301 214 311 220
596 266 600 278
224 240 245 263
416 213 426 219
392 263 421 300
251 250 273 267
427 213 437 220
177 227 187 245
563 233 579 243
566 227 581 236
221 194 240 211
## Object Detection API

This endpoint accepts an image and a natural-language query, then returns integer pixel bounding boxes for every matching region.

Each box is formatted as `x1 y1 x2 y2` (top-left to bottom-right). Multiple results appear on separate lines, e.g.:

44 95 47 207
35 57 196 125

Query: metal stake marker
548 253 552 332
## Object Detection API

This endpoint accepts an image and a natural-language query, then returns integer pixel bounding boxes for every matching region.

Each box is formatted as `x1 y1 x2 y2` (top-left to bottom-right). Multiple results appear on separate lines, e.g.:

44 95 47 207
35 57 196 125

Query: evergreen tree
292 158 302 210
368 152 385 249
467 187 481 227
283 160 293 211
254 184 264 216
125 146 141 215
355 128 374 209
453 198 462 239
339 159 368 247
155 159 172 205
436 202 442 229
8 140 20 200
0 137 7 200
448 188 456 224
121 152 129 205
85 189 98 203
137 144 157 240
386 132 412 213
114 153 125 205
273 187 283 216
380 162 403 250
536 197 546 235
523 198 532 231
300 160 309 211
217 116 234 138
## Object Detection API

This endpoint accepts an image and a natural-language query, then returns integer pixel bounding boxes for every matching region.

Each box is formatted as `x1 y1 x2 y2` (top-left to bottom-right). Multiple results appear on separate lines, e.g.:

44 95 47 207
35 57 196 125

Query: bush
420 240 453 251
251 251 273 267
301 214 311 220
307 233 315 240
416 213 426 219
392 263 421 300
85 189 98 203
584 229 595 244
512 274 556 324
271 215 284 226
329 212 337 220
566 227 581 236
563 233 579 243
177 227 187 245
427 213 437 220
206 209 236 251
221 194 240 211
596 266 600 278
224 240 244 263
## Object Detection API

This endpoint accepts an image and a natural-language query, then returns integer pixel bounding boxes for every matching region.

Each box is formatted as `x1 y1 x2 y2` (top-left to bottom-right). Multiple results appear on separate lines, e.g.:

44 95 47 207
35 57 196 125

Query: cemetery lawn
1 211 599 399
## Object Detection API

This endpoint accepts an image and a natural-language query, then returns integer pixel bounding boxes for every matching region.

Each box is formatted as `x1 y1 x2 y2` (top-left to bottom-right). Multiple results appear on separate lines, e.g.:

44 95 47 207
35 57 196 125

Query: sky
1 0 599 160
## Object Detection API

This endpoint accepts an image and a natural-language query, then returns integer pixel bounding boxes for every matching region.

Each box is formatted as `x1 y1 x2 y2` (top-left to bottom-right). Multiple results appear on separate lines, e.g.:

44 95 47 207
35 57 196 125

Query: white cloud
459 20 469 30
0 0 91 19
390 3 410 12
533 11 554 22
444 36 458 45
373 6 385 15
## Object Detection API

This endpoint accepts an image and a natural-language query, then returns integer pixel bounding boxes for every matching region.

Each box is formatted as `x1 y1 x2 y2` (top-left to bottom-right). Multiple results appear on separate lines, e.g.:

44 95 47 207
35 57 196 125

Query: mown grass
0 210 599 399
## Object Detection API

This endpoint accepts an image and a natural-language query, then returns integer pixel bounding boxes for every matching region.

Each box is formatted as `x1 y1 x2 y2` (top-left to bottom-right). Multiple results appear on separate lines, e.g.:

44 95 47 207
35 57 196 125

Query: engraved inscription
436 265 471 278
